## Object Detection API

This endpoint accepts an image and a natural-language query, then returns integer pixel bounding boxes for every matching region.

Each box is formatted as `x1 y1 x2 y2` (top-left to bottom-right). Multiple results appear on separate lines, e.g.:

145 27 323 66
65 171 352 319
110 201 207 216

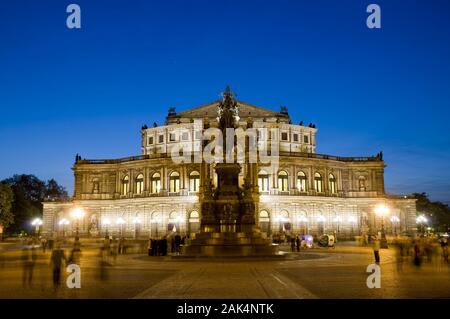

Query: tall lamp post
31 218 43 237
375 204 389 248
333 216 342 241
133 217 141 239
297 216 308 236
71 208 85 237
116 217 126 238
58 218 70 238
416 215 428 235
348 216 357 239
102 218 111 237
317 215 326 235
390 216 400 236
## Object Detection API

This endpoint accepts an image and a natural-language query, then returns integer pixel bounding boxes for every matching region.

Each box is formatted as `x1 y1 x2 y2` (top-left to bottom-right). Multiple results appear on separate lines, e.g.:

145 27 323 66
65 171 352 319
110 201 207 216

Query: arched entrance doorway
188 211 200 236
258 210 270 233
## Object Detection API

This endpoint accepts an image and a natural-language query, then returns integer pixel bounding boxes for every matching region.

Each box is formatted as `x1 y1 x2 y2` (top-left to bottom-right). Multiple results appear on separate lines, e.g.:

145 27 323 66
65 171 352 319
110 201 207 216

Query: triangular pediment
174 99 286 121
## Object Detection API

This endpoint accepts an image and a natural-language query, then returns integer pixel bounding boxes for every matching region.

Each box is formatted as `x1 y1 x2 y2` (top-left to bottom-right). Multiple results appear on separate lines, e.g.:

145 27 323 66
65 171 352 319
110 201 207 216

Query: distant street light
297 215 308 235
102 218 111 237
416 215 428 234
333 216 342 240
390 216 400 236
375 204 389 248
31 218 43 236
133 217 141 238
116 217 126 238
71 208 85 237
58 218 70 238
348 216 357 238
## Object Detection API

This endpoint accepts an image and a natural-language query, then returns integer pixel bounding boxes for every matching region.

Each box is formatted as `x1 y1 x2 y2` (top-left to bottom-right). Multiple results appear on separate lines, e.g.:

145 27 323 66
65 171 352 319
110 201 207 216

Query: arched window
297 171 307 192
122 176 129 195
314 173 323 193
328 173 337 194
259 210 270 221
258 170 269 192
189 211 200 234
135 174 144 194
189 171 200 192
278 171 289 192
189 211 199 219
151 173 161 194
169 171 180 193
359 176 366 191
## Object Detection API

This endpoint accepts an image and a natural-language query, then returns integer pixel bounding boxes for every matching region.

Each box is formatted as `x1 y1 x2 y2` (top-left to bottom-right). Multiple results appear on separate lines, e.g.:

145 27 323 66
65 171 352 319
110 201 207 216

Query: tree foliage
0 183 14 228
1 174 69 234
413 192 450 232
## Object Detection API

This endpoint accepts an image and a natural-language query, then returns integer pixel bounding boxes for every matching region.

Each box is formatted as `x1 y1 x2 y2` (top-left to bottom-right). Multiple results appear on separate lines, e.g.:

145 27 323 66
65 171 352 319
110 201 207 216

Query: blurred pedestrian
372 236 380 264
147 238 153 256
175 234 181 255
290 237 295 252
50 243 66 291
98 243 110 281
41 238 48 254
69 239 82 265
296 235 300 252
441 238 449 264
22 240 37 288
413 239 422 267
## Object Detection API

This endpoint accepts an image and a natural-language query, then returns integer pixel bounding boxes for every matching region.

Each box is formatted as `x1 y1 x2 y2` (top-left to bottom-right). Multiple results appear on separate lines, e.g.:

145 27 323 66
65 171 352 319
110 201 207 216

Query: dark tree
413 192 450 232
1 175 69 234
45 179 69 201
0 183 14 239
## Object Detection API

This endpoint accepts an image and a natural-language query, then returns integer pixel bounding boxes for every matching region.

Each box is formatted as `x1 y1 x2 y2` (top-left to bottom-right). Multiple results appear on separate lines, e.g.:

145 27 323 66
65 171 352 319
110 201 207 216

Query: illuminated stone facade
43 91 417 240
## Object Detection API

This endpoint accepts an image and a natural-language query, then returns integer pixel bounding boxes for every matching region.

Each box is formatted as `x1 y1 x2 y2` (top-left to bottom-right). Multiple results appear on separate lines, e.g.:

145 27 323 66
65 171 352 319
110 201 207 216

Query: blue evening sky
0 0 449 202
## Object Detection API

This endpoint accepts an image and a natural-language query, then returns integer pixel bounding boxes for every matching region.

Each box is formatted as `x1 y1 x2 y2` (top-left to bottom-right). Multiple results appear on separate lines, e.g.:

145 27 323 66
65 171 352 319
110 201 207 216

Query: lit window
314 173 323 192
182 132 189 141
151 173 161 194
169 171 180 192
278 171 289 192
122 176 129 195
258 170 269 192
329 174 337 194
189 171 200 192
135 174 144 194
297 171 307 192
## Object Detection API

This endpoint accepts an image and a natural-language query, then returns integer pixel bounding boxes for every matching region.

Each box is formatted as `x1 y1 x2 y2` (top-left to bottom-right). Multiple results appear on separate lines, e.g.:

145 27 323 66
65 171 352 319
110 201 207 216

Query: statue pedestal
220 220 236 232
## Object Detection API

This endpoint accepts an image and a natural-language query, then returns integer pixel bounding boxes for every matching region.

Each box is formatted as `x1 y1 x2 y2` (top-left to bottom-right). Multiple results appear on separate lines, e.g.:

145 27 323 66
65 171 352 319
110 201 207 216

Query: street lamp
333 216 342 241
416 215 428 235
317 215 326 235
58 218 70 238
71 207 85 237
390 215 400 236
133 217 141 238
116 217 126 238
31 218 43 237
348 216 357 239
297 216 308 235
102 218 111 237
375 204 389 248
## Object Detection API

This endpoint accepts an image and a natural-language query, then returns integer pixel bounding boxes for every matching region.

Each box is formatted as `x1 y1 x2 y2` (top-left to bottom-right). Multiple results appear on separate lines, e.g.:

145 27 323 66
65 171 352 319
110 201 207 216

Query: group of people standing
147 234 186 256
